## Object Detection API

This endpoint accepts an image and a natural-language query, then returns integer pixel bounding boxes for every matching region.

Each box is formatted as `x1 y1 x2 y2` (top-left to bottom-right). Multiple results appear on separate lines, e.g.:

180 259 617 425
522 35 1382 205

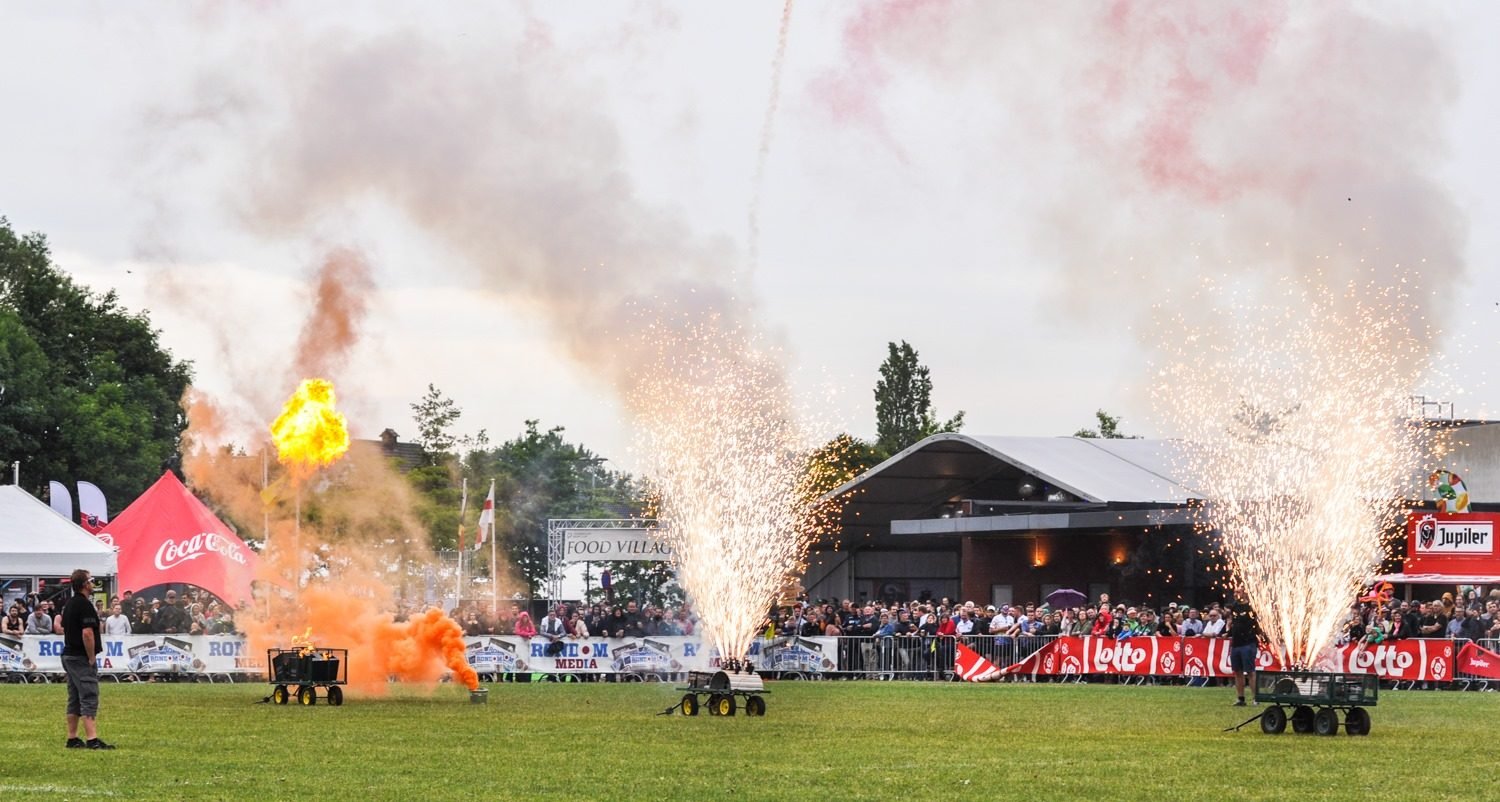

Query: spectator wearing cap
153 591 191 635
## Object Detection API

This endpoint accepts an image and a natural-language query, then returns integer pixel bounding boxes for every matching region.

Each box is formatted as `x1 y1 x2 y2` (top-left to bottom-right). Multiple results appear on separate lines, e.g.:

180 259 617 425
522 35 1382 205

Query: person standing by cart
62 569 113 749
1228 593 1262 707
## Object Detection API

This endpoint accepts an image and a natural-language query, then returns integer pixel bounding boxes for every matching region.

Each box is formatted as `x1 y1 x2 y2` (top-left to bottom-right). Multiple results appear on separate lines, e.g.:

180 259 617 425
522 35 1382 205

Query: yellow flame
271 379 351 478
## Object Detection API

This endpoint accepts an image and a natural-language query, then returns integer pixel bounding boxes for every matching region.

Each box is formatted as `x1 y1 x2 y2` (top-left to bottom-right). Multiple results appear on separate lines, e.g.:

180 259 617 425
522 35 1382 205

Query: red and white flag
474 480 495 550
955 642 1003 682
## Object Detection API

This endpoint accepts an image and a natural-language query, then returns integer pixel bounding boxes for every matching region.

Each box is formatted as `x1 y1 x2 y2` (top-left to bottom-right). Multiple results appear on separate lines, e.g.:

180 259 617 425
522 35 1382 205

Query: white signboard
1415 517 1494 555
562 529 673 562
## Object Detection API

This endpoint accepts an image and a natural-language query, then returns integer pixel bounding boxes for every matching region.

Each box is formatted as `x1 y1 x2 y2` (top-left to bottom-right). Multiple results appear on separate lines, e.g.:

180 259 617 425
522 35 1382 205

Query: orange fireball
271 378 350 478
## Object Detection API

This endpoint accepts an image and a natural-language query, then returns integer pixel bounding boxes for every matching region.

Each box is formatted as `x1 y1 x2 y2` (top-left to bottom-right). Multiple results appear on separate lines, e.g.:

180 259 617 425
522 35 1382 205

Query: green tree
464 421 643 599
0 217 192 503
403 385 488 549
873 340 964 457
409 383 487 464
1074 410 1135 439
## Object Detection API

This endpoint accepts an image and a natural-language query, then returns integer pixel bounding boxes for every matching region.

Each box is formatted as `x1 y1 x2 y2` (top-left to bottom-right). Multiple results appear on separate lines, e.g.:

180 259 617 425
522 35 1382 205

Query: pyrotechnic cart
1232 671 1377 736
267 648 348 707
667 660 768 717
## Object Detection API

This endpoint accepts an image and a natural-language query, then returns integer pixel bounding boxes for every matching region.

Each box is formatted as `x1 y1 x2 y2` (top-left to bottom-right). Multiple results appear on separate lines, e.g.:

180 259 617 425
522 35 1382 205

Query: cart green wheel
298 685 316 706
1313 707 1338 736
1290 706 1314 734
680 694 699 716
745 695 766 717
327 685 344 706
1344 707 1370 736
1260 705 1286 735
715 694 736 717
272 685 289 705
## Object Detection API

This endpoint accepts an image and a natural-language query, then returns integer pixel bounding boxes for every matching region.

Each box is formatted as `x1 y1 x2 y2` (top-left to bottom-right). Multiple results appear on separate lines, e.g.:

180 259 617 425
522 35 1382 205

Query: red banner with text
1001 637 1454 682
1456 641 1500 680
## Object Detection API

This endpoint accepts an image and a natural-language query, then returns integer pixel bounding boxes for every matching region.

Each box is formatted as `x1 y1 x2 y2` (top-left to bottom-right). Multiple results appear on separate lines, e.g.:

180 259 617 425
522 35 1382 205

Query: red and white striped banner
1000 637 1454 682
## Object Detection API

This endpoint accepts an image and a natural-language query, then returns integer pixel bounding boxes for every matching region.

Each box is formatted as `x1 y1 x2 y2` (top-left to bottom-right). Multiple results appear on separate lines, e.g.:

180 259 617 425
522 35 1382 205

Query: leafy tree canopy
1074 409 1136 439
873 340 964 458
0 217 192 504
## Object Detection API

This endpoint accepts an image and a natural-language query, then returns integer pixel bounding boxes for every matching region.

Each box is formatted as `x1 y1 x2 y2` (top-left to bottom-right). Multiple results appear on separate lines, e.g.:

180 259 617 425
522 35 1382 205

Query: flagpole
457 478 468 612
489 477 497 616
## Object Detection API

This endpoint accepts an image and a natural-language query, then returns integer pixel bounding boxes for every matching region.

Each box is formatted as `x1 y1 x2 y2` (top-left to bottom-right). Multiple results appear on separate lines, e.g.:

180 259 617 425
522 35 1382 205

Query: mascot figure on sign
1429 469 1470 514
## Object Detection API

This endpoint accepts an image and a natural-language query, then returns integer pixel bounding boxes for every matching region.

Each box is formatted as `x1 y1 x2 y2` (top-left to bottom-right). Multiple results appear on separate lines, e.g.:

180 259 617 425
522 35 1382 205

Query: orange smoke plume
292 248 375 381
270 378 350 478
247 586 478 693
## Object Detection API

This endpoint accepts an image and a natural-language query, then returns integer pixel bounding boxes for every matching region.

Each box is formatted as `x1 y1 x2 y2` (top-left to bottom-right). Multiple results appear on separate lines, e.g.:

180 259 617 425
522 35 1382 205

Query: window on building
991 584 1012 608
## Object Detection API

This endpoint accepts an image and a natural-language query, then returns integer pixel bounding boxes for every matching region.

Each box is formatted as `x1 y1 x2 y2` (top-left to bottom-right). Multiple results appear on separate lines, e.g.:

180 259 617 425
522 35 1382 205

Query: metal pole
490 503 498 616
456 478 468 612
11 460 18 485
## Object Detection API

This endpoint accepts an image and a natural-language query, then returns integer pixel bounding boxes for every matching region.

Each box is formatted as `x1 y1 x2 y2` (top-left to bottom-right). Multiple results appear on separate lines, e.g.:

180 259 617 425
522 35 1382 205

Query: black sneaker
85 739 115 750
65 738 85 749
1232 699 1246 707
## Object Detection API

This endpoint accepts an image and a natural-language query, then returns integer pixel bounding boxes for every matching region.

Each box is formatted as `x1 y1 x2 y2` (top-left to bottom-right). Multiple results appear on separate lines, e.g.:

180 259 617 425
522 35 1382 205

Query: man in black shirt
61 569 113 749
1228 594 1262 707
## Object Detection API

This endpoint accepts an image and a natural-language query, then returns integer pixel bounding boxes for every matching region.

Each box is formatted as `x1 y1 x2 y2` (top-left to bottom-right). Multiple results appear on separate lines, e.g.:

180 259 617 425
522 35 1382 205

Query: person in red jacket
1090 602 1113 637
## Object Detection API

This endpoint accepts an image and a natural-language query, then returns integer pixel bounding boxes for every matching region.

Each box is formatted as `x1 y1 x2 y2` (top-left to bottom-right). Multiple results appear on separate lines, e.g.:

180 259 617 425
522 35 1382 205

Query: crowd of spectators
2 586 237 638
1335 589 1500 646
756 589 1500 679
439 599 701 640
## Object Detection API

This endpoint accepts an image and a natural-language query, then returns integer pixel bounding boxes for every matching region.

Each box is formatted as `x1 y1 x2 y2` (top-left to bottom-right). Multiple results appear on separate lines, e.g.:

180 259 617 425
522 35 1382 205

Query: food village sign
545 519 665 599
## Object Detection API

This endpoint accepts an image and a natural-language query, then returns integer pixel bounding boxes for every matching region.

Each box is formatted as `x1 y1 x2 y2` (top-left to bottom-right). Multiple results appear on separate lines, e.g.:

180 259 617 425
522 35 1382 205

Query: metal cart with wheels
267 648 348 707
665 659 769 717
1228 671 1377 735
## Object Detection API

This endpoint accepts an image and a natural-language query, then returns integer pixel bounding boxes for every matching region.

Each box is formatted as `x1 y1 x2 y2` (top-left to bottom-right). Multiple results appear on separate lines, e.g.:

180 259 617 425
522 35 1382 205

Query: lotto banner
1001 636 1453 682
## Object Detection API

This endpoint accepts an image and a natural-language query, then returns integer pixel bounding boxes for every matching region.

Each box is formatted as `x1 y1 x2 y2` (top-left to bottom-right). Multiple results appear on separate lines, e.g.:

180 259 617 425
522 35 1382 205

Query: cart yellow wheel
680 694 698 716
298 685 316 706
327 685 344 706
272 685 289 705
716 694 736 717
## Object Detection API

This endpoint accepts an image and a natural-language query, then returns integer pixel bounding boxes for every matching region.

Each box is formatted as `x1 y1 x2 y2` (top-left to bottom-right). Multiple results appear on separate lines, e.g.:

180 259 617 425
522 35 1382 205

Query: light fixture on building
1017 480 1036 499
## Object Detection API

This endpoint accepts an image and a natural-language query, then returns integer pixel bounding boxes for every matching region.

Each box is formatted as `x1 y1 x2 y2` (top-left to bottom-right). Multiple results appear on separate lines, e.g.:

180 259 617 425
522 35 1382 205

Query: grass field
4 680 1498 801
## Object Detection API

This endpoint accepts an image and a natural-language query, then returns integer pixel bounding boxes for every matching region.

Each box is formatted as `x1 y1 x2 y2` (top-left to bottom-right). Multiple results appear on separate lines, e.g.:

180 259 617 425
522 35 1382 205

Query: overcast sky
2 2 1497 471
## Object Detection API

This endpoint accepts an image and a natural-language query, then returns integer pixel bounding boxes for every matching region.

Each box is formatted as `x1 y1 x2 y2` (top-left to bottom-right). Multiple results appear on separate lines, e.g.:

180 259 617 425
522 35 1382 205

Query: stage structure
545 519 665 600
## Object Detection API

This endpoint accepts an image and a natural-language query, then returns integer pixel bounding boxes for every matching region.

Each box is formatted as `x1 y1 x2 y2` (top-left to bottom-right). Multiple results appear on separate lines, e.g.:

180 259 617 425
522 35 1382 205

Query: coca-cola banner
1002 637 1453 682
100 472 259 606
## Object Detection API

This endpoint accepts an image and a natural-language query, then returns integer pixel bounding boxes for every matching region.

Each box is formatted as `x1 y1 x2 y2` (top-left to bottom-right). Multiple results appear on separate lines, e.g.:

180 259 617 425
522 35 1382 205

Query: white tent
0 485 118 575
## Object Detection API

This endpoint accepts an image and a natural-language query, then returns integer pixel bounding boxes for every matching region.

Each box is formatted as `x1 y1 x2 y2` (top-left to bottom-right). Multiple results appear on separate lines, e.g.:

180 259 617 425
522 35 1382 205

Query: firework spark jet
633 324 819 666
1154 282 1433 668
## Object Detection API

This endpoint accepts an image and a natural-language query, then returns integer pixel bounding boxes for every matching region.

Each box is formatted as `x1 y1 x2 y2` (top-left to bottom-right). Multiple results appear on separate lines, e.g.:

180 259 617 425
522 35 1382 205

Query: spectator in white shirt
104 602 132 635
1201 609 1226 637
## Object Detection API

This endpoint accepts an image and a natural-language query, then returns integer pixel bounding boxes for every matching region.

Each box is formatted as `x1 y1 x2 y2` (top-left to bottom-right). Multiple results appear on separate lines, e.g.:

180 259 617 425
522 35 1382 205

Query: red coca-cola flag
100 472 259 607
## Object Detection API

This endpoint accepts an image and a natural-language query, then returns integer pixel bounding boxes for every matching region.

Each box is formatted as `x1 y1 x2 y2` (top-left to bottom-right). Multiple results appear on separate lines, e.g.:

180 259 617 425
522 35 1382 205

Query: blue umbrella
1045 588 1088 609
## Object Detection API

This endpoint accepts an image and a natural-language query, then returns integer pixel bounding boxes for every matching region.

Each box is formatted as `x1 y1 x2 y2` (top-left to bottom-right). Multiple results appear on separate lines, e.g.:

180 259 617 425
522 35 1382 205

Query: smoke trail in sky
747 0 797 273
813 1 1465 355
